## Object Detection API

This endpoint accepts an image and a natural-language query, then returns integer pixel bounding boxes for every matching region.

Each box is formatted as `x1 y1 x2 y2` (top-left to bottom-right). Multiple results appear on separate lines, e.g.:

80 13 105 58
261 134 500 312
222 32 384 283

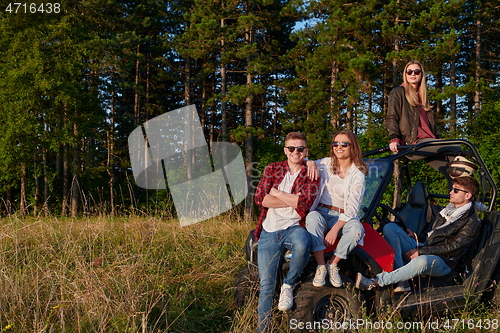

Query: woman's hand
389 140 399 153
324 226 340 247
307 160 318 180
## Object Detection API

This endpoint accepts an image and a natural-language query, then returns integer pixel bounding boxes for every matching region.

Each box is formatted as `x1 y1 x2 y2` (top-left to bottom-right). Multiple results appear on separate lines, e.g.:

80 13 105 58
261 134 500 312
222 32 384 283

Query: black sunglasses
406 69 422 76
285 146 306 153
451 187 468 194
332 141 351 148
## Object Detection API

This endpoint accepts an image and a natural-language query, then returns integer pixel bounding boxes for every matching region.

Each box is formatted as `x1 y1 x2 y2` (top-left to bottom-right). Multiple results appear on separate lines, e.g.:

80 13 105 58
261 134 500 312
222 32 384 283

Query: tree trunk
134 44 141 127
184 57 193 181
71 124 80 217
146 62 150 121
474 13 481 116
221 18 228 142
34 153 40 216
392 0 401 87
435 70 443 120
220 16 230 176
108 90 116 217
62 143 69 216
273 72 278 145
383 72 389 117
43 148 49 216
449 59 457 134
244 15 254 221
346 103 353 131
244 74 254 221
5 189 12 215
209 85 216 146
392 8 401 212
392 55 399 88
20 164 27 216
201 76 207 138
367 92 375 148
330 60 340 129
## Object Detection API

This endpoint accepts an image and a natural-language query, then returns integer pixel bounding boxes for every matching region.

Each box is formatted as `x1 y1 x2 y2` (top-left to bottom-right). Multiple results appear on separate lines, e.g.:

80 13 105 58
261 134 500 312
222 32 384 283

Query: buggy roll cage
361 139 497 225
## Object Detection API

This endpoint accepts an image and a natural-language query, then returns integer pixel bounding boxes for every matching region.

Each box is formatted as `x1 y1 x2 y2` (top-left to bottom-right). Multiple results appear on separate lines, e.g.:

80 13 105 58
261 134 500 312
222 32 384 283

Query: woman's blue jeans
257 226 311 332
306 206 363 259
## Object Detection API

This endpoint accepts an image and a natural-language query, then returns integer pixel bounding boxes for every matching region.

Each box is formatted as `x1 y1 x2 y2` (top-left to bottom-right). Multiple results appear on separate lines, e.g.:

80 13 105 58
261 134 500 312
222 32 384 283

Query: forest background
0 0 499 219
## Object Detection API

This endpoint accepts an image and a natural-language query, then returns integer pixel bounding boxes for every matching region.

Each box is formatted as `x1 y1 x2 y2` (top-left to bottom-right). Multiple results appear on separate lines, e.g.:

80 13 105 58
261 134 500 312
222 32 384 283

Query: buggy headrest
408 182 428 207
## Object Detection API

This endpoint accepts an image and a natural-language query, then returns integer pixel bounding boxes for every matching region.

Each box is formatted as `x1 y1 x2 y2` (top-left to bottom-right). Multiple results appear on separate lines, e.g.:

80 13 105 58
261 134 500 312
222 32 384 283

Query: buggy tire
288 278 363 332
494 285 500 306
234 264 260 307
483 263 500 306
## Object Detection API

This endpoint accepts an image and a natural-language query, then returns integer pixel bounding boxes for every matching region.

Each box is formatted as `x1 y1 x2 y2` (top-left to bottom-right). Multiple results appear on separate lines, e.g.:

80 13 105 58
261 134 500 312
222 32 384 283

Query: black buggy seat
398 182 433 235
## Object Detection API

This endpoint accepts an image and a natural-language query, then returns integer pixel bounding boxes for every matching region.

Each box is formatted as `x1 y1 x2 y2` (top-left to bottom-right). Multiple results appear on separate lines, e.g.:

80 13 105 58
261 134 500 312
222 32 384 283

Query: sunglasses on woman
285 146 306 153
451 187 468 194
406 69 422 76
332 141 351 148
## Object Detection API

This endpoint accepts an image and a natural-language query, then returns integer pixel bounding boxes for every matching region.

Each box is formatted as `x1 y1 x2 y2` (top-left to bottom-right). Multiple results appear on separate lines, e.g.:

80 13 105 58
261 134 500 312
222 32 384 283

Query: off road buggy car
235 139 500 331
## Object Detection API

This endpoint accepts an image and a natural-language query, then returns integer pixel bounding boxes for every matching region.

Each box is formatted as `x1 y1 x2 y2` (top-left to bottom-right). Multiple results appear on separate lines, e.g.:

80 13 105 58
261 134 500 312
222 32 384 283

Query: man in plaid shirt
254 132 320 332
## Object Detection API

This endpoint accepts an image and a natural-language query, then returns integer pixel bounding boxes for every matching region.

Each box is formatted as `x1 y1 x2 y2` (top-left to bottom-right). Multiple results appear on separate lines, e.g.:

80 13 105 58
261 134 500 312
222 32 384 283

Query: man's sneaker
327 263 342 287
313 265 327 287
394 281 411 293
277 284 294 311
355 272 376 290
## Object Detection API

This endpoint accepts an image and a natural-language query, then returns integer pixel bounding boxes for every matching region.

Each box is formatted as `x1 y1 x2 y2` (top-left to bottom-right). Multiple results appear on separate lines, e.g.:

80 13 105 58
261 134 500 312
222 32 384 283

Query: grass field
1 213 499 332
0 213 258 332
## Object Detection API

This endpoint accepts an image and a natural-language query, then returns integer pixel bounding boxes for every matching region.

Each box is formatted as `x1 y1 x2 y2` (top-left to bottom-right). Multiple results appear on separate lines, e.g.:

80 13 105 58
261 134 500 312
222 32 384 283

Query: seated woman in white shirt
306 130 367 288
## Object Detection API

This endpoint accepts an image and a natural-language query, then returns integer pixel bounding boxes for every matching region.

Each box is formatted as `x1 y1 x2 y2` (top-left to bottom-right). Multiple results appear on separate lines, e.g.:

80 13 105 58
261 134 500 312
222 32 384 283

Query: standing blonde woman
386 60 461 182
306 130 367 288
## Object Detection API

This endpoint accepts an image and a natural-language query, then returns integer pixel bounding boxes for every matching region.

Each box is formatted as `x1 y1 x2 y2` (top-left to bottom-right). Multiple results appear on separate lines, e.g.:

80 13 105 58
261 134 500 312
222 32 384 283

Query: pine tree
284 0 378 156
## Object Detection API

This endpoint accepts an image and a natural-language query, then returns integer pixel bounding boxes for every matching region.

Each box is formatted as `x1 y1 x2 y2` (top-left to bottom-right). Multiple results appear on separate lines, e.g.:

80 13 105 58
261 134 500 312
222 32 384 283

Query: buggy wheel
234 264 259 307
482 263 500 306
289 278 363 332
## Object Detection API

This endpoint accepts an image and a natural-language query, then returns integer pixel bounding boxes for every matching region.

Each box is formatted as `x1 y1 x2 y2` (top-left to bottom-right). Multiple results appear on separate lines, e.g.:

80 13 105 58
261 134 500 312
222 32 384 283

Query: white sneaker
327 263 342 287
355 272 376 290
277 283 293 311
394 281 411 293
313 265 327 287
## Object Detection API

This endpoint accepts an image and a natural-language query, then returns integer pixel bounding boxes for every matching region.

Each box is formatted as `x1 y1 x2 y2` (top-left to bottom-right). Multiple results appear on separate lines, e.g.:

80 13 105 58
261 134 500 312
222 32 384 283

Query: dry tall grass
2 213 499 333
0 213 253 332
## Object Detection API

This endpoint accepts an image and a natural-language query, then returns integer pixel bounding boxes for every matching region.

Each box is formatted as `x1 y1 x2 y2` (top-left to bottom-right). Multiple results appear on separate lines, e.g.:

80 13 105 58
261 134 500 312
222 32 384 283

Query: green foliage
230 125 266 144
469 95 500 192
0 0 499 216
252 138 285 174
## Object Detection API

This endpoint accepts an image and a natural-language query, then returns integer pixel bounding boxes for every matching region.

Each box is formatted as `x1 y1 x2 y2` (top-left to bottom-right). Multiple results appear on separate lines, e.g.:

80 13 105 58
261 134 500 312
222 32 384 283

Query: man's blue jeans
376 254 452 287
257 226 311 332
383 222 420 269
379 222 451 286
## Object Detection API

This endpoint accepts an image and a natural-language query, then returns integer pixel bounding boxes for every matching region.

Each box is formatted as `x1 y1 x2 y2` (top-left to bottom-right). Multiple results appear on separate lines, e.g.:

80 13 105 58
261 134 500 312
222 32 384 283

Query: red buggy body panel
325 222 395 272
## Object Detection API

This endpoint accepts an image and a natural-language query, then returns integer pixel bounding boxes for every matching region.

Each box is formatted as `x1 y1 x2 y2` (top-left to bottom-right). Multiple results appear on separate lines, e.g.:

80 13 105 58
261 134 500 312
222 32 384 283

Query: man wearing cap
356 176 480 292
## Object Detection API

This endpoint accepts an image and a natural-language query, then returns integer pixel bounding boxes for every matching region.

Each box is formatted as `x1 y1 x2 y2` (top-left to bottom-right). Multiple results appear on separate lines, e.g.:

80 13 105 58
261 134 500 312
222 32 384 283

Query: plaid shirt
253 160 320 240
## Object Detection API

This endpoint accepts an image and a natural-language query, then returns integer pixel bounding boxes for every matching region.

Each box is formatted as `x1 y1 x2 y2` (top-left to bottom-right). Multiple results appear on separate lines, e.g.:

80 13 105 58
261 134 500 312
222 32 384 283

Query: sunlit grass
2 213 499 332
0 213 251 332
